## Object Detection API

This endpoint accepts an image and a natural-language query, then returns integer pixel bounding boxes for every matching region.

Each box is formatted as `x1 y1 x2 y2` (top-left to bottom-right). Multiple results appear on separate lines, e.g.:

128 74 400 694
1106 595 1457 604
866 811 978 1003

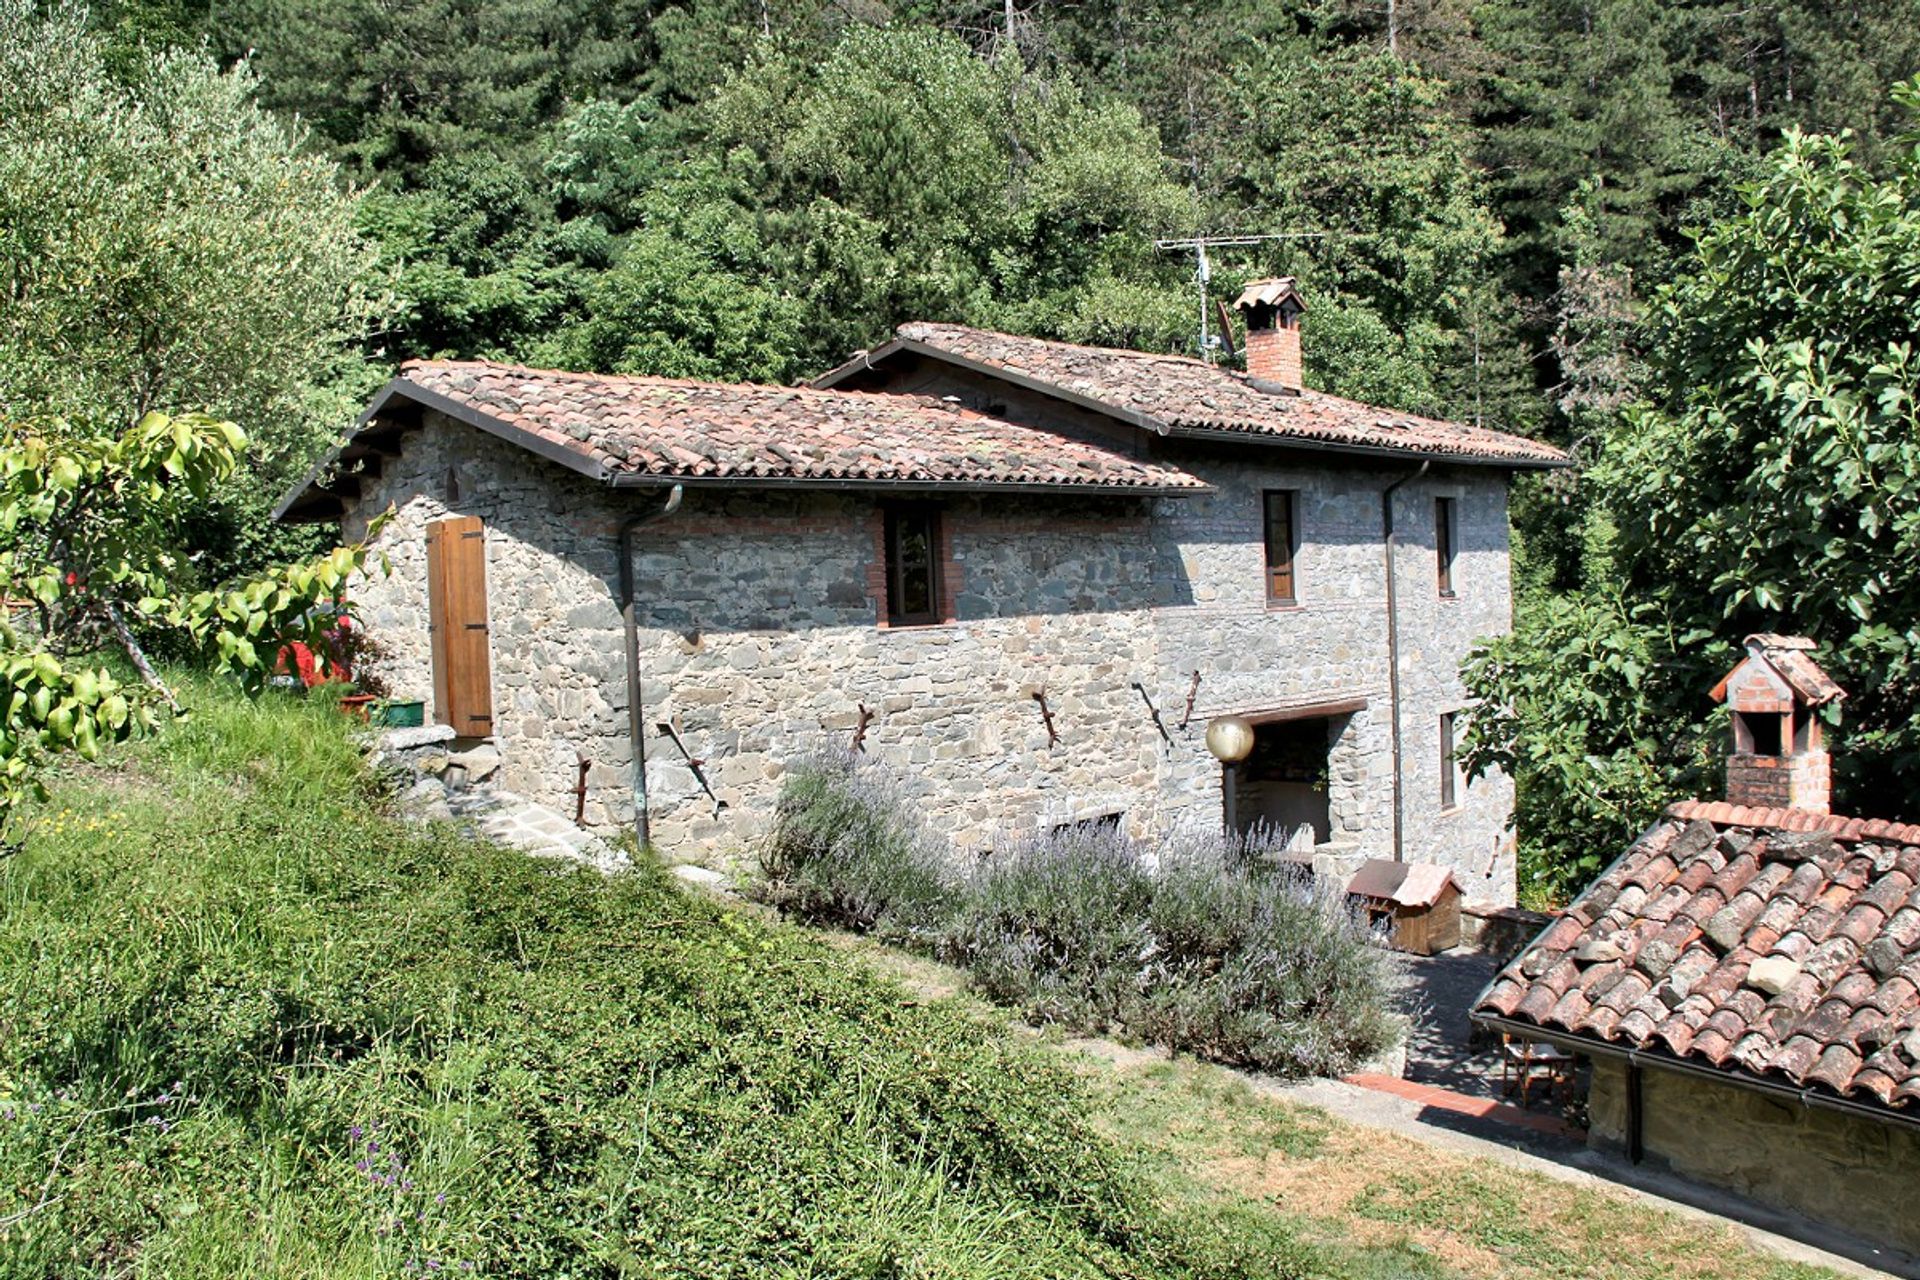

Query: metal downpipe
1382 461 1430 862
617 484 683 850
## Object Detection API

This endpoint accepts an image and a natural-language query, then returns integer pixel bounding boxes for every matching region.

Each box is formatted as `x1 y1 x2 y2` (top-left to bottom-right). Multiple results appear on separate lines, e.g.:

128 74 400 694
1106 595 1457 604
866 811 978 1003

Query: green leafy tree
1468 83 1920 896
0 410 383 833
1599 93 1920 797
362 154 584 361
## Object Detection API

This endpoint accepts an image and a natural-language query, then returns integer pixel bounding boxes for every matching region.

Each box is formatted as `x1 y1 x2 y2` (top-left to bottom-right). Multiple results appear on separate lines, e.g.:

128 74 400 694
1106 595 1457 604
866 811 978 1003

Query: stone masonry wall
1588 1058 1920 1260
341 405 1517 904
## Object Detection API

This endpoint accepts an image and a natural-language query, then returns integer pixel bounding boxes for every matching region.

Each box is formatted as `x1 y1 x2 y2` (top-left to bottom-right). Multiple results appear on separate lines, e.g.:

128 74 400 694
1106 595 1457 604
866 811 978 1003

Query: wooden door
426 515 494 736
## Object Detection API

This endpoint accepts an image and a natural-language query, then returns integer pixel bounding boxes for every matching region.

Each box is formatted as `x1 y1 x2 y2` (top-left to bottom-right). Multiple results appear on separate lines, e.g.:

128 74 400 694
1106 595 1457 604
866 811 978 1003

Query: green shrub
0 675 1307 1278
952 826 1403 1076
756 751 959 943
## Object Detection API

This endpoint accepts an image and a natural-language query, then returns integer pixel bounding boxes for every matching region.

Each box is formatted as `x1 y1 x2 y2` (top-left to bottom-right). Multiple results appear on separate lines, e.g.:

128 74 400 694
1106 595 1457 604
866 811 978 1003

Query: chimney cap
1234 277 1306 314
1711 634 1847 708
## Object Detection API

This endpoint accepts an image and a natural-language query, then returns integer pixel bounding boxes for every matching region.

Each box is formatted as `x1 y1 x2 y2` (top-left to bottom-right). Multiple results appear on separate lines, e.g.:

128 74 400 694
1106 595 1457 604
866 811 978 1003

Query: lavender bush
757 752 960 942
762 760 1404 1078
954 825 1403 1075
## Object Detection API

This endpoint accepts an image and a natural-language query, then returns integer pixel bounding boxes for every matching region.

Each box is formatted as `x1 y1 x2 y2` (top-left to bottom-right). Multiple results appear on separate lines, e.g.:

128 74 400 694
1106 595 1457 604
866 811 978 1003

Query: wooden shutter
426 515 494 736
1264 490 1296 605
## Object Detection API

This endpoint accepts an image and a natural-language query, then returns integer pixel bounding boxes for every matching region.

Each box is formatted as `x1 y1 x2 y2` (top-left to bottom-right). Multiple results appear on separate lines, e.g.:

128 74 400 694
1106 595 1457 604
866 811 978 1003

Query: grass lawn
0 676 1848 1278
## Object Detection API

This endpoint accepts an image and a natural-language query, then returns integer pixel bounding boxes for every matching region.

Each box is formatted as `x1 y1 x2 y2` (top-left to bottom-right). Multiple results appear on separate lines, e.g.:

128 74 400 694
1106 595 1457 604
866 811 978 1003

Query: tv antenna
1156 233 1325 364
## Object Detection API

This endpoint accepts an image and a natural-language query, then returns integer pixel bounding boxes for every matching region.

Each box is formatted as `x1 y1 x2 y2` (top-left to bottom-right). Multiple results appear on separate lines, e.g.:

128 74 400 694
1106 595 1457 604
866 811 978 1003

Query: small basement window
1736 710 1786 757
1435 496 1457 597
1264 490 1298 605
884 506 941 627
1051 812 1123 839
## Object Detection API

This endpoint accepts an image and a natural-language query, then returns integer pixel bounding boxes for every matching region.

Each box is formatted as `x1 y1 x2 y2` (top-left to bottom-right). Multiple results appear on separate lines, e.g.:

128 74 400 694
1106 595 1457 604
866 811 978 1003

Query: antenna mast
1155 233 1325 364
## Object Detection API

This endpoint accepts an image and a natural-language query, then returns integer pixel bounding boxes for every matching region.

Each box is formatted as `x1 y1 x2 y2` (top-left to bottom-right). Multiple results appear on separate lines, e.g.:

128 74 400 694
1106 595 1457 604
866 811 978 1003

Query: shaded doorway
1227 715 1339 850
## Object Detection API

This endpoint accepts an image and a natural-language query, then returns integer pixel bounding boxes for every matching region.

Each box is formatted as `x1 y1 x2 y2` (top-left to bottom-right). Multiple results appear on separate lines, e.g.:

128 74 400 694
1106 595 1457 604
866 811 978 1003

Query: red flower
334 615 351 630
63 571 77 586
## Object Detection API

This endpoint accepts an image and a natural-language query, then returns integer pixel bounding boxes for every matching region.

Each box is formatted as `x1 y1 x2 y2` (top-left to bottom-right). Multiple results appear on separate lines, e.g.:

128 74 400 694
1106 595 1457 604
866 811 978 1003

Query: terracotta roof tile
863 323 1571 468
396 359 1212 493
1476 804 1920 1114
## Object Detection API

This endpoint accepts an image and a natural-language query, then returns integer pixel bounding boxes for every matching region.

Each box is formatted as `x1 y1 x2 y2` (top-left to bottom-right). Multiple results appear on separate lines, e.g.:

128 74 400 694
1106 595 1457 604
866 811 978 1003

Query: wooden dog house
1347 859 1462 955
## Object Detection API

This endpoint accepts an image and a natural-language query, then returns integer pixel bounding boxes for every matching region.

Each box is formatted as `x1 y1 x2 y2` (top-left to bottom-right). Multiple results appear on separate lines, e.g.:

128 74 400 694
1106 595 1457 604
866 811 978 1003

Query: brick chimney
1710 634 1847 814
1233 277 1307 394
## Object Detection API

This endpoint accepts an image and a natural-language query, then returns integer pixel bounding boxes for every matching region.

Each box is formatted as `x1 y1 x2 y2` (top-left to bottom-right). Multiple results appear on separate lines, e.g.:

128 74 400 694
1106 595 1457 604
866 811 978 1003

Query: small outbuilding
1475 638 1920 1267
1348 858 1461 955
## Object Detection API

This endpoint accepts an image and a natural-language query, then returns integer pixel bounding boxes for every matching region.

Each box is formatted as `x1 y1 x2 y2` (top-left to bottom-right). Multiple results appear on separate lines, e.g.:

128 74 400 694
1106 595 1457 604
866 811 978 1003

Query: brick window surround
867 506 961 628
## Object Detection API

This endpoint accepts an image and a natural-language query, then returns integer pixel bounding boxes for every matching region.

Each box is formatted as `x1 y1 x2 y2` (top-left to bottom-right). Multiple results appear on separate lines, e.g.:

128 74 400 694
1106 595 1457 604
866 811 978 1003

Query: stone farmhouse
278 281 1567 906
1476 636 1920 1261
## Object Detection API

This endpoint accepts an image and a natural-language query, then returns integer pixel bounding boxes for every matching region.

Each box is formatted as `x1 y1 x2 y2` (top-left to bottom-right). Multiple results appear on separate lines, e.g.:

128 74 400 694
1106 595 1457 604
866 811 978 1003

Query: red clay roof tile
1478 804 1920 1114
855 323 1571 469
397 359 1214 494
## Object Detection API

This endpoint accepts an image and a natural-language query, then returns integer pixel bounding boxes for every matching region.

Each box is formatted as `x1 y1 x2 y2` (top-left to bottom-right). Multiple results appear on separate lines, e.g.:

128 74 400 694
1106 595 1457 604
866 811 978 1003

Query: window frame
1263 489 1299 607
1435 495 1457 598
882 505 942 628
1439 711 1460 811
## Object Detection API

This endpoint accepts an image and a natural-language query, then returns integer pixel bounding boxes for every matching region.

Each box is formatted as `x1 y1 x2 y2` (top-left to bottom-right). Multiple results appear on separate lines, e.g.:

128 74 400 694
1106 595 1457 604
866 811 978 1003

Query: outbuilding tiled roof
1477 806 1920 1111
842 323 1568 469
391 360 1210 492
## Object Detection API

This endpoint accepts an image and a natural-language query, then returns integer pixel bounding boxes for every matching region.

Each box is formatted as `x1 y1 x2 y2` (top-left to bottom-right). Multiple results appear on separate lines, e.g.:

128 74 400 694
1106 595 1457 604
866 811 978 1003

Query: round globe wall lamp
1204 714 1256 764
1204 714 1256 835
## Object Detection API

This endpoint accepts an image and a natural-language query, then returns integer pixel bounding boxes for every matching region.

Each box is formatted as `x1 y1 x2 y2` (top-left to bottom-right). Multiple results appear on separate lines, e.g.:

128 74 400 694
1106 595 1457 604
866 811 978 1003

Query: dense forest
7 0 1920 895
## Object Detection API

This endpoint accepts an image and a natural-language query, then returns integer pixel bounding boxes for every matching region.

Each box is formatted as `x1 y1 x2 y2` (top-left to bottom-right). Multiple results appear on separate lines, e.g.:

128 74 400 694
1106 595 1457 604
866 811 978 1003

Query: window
1439 712 1459 810
884 506 941 627
1264 490 1298 605
1051 811 1123 840
1435 496 1457 597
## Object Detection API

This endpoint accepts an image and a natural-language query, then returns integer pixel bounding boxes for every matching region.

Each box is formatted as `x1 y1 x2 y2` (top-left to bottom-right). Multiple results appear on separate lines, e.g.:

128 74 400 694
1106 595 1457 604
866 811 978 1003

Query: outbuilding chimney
1233 277 1307 394
1709 634 1846 814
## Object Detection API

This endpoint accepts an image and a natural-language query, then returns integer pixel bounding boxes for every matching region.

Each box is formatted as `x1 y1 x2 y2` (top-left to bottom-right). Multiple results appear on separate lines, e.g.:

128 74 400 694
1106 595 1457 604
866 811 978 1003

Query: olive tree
0 0 384 573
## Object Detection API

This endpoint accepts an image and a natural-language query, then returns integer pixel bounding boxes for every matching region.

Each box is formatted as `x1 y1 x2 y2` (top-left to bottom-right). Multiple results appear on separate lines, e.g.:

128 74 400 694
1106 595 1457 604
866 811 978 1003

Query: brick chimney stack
1710 634 1847 814
1233 277 1307 394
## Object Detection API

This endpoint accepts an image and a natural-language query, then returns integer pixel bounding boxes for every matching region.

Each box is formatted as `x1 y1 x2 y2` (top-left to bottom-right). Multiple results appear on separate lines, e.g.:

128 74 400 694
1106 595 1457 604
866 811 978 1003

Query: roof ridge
1666 798 1920 845
899 321 1215 370
401 358 994 417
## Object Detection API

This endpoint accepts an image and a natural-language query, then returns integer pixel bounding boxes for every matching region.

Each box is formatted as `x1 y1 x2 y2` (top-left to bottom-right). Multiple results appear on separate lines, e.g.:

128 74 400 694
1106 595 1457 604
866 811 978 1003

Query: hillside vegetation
0 679 1856 1279
0 676 1327 1277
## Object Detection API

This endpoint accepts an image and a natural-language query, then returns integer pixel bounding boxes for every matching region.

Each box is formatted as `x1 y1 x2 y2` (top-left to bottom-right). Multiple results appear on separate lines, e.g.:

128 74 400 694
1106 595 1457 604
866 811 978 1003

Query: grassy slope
0 677 1847 1280
0 677 1329 1279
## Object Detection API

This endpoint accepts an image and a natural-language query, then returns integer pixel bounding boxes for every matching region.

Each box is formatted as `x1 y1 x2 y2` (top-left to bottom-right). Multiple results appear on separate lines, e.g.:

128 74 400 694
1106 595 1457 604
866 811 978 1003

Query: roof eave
1472 1011 1920 1134
607 472 1210 497
272 378 615 523
1164 424 1572 471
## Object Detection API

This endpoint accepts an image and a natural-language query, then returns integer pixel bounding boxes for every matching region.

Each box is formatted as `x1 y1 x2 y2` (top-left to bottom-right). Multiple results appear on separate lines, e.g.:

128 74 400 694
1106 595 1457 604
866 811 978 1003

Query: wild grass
1086 1057 1845 1280
761 755 1404 1076
0 673 1308 1278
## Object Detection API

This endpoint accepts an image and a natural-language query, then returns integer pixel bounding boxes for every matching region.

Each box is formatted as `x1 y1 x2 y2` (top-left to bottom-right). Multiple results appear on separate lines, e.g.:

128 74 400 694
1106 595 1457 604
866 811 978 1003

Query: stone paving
459 789 631 873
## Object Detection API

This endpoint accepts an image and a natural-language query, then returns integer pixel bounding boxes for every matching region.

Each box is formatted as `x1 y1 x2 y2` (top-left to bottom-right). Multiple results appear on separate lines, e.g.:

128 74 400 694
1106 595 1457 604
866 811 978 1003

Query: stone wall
1588 1058 1920 1260
340 404 1517 904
